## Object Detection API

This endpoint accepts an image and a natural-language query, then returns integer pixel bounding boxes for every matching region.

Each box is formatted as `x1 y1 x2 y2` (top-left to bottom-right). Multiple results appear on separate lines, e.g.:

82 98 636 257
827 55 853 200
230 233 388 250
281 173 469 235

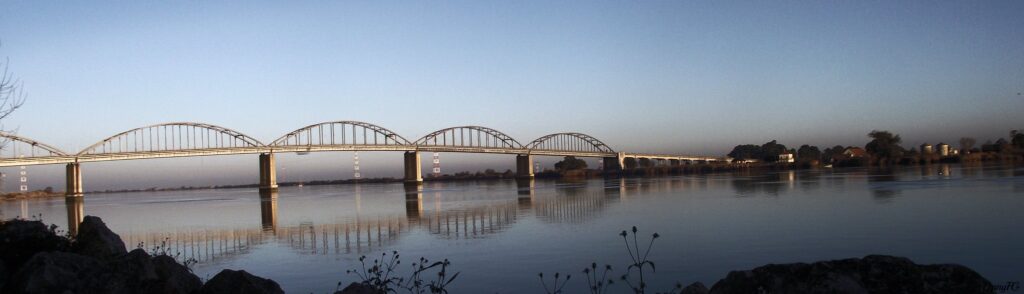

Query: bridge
0 121 723 197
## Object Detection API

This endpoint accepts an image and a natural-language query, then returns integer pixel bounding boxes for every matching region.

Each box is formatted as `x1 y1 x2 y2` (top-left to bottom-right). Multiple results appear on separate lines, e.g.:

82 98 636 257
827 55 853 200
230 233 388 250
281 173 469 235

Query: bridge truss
0 121 719 167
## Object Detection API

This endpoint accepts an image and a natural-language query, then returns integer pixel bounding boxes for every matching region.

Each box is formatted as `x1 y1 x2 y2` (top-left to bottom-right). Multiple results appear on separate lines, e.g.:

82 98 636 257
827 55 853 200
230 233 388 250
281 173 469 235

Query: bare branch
0 41 28 150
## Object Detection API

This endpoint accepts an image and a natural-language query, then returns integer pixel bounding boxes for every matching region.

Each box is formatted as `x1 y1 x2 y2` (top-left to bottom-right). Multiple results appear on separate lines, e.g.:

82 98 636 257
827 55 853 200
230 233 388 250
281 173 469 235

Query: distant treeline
726 129 1024 167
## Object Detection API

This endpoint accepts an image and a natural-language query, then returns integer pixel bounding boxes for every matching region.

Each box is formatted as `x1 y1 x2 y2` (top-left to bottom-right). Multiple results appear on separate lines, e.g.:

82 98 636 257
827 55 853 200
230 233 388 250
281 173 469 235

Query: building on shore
937 143 950 156
920 143 934 154
778 153 795 163
842 147 868 158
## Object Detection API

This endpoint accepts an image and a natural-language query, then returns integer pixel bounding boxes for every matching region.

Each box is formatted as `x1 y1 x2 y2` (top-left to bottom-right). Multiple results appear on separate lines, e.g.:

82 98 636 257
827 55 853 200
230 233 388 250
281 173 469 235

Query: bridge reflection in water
74 178 704 266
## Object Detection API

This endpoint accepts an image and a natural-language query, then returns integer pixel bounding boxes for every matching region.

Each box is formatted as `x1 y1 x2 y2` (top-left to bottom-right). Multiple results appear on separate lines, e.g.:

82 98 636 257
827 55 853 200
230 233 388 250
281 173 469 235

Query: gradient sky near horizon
1 1 1023 190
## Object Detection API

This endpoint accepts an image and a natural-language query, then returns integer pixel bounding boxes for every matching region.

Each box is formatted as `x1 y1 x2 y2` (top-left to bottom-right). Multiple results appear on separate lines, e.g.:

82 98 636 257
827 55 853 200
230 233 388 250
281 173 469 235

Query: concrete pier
403 151 422 183
258 153 278 191
65 163 83 197
603 152 626 171
516 154 534 178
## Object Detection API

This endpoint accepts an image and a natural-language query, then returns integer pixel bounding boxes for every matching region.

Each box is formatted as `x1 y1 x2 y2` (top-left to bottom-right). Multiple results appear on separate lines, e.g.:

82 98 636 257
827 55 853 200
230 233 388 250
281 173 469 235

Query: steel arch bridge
0 120 723 196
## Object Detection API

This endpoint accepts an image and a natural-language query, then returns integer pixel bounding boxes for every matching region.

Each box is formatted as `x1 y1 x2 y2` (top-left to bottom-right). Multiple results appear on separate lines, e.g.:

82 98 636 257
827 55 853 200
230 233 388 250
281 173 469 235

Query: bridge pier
603 152 626 171
516 155 533 178
258 153 278 191
65 163 83 197
403 151 422 183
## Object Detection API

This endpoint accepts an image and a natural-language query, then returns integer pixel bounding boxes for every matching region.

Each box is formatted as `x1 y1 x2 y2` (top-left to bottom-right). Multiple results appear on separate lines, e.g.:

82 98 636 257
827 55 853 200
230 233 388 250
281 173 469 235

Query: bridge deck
0 147 719 167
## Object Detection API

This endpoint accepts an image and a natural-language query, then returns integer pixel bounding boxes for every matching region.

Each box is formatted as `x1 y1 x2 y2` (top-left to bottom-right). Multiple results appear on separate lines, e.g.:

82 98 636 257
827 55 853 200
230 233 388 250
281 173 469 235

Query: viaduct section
0 121 723 198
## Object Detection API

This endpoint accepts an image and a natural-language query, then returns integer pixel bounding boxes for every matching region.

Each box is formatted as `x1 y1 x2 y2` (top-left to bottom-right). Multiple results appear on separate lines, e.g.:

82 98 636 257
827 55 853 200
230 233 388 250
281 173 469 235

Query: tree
822 145 845 163
1011 130 1024 150
1 42 26 132
727 144 762 161
796 145 821 162
959 137 976 153
760 140 789 162
995 138 1011 153
554 156 587 171
865 130 904 161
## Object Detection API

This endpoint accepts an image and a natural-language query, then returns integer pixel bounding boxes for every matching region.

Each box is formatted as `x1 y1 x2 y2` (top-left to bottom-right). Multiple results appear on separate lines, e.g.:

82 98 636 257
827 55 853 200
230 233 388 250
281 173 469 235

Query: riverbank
8 160 1018 199
0 190 62 201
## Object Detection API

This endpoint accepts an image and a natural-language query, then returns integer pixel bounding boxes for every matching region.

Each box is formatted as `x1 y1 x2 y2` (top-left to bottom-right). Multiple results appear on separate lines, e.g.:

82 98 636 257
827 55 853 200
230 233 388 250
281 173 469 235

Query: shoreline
3 159 1017 199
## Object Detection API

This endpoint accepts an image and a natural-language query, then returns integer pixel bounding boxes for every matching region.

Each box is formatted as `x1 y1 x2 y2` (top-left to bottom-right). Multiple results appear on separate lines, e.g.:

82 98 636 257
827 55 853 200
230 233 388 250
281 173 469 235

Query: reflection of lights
788 170 796 189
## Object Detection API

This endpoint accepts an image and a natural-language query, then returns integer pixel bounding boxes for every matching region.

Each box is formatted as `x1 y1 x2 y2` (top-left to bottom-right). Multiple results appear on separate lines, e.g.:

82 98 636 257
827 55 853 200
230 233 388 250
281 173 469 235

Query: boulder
7 251 104 294
72 216 127 260
681 282 709 294
200 269 284 294
0 262 8 291
100 248 159 293
0 219 70 270
151 254 203 294
708 255 993 294
335 282 384 294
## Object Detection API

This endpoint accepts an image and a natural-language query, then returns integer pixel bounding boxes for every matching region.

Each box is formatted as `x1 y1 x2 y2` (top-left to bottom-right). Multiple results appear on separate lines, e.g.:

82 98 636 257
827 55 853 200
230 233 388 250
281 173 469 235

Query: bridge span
0 121 722 196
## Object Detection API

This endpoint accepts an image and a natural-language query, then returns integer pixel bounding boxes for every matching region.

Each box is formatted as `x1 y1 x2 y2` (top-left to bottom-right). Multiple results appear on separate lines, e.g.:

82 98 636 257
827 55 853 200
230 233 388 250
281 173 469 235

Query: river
2 163 1022 293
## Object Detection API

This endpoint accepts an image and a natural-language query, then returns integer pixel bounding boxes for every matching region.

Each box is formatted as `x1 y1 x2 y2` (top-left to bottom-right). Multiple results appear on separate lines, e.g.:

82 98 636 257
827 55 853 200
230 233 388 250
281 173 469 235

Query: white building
778 153 795 163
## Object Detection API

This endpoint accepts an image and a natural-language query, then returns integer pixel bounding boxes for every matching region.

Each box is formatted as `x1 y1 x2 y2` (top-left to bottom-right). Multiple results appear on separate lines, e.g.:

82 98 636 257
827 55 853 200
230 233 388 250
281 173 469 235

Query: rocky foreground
3 216 996 294
337 254 996 294
0 216 283 294
686 254 995 294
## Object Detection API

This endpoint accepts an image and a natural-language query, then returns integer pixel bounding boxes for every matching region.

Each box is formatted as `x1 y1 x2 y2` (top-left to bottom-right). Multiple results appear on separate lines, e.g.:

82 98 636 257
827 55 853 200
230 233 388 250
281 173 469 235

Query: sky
0 1 1022 190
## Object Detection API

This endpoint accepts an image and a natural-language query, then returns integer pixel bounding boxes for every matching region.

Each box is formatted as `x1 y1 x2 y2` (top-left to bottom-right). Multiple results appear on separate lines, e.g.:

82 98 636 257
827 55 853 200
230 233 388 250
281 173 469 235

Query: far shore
2 159 1017 200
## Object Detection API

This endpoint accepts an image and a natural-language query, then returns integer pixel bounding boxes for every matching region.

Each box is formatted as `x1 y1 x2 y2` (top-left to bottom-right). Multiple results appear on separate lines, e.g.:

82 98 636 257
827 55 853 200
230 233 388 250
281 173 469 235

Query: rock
0 219 70 270
72 216 126 260
200 269 284 294
681 282 709 294
708 255 994 294
72 216 127 260
101 248 160 293
2 216 204 294
8 251 104 294
151 254 203 294
0 262 8 291
335 282 383 294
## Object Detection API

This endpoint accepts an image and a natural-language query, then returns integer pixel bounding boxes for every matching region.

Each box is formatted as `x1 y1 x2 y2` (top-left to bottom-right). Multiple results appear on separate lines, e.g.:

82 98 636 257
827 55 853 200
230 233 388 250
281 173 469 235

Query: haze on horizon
0 1 1022 191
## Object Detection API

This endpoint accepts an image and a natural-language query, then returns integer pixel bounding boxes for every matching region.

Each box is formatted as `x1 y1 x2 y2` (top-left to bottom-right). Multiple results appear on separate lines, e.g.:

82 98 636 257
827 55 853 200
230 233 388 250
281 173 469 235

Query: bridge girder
414 126 524 149
76 122 265 157
0 121 721 167
0 131 70 157
526 132 615 155
271 121 412 149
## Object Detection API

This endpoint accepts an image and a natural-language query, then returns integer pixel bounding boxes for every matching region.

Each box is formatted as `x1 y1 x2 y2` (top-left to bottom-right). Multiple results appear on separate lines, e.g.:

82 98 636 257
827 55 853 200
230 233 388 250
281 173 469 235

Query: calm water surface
2 164 1023 293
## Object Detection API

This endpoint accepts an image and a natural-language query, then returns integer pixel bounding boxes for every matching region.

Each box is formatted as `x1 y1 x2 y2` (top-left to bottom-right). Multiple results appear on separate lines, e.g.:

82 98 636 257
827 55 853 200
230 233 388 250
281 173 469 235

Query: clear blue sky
1 1 1022 190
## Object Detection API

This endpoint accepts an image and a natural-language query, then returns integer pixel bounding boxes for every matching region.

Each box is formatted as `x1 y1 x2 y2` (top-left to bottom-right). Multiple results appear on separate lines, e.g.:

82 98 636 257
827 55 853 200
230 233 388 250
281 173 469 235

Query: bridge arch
414 126 524 149
526 132 615 154
76 122 265 156
0 132 69 157
271 121 412 148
